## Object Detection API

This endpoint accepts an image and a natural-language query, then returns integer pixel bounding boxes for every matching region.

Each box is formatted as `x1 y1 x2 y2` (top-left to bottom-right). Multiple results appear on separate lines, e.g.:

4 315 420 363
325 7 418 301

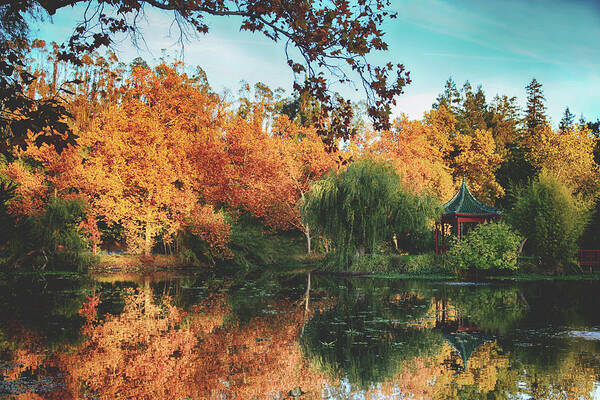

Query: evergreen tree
457 82 489 135
523 78 547 136
586 119 600 136
433 77 462 114
559 107 575 132
488 94 520 151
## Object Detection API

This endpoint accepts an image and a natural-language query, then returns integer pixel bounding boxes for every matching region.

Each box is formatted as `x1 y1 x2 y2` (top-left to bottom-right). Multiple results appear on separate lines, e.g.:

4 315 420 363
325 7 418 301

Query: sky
29 0 600 126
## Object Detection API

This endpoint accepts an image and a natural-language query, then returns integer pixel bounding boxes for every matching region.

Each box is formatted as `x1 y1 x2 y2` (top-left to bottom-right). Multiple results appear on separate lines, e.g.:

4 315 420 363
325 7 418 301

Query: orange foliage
2 162 47 216
61 289 199 399
7 62 334 255
357 116 454 199
78 216 101 254
186 204 231 254
78 292 101 325
423 105 456 158
224 110 334 245
54 63 229 254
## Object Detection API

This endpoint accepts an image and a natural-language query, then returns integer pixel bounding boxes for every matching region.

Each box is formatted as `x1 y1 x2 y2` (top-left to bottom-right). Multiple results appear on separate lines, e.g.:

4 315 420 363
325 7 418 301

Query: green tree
523 78 547 137
559 106 575 132
433 77 462 114
508 172 591 271
457 82 489 135
488 94 520 154
301 159 440 269
447 221 522 275
1 196 92 271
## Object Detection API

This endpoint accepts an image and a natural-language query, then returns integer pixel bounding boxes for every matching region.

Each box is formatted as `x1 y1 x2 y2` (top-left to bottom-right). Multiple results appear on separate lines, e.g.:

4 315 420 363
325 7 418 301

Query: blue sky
30 0 600 126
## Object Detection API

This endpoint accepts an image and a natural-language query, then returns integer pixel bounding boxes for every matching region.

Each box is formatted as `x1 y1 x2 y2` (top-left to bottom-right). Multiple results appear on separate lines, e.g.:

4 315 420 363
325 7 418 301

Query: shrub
347 253 393 273
182 213 301 269
404 252 444 274
1 197 95 271
447 221 522 274
508 171 591 271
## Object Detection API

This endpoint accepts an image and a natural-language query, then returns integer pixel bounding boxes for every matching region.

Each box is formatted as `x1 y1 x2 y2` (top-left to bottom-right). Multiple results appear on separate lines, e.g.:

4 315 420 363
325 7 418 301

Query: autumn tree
359 116 454 200
423 104 456 159
273 116 336 253
12 62 232 255
224 105 334 254
450 129 504 203
526 125 600 198
3 0 411 141
77 63 232 254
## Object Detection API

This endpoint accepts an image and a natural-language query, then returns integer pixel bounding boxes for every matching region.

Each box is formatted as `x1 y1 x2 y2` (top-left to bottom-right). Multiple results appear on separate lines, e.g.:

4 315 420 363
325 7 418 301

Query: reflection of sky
28 0 600 126
322 379 600 399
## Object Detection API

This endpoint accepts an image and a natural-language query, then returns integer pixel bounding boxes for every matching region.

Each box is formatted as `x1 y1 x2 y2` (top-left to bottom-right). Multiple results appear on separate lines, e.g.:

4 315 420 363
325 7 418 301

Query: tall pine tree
433 77 462 114
523 78 547 136
458 82 489 135
559 107 575 132
489 94 520 154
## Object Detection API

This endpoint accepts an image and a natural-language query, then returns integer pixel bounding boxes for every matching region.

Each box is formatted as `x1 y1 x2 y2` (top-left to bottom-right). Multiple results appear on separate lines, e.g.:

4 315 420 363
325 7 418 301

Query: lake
1 269 599 399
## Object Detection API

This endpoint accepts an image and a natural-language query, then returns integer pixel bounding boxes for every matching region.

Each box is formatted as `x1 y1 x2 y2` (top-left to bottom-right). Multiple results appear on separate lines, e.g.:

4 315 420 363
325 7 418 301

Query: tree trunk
517 238 528 257
144 220 152 256
304 272 311 312
357 244 366 258
301 272 311 335
51 59 58 95
304 225 312 255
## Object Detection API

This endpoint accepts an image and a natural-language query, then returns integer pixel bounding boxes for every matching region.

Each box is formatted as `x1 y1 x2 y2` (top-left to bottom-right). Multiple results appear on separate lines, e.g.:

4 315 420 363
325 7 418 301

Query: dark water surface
1 269 600 399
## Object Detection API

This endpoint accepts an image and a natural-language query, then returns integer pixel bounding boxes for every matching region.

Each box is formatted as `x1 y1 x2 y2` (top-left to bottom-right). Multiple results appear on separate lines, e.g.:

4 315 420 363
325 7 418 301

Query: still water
1 269 599 399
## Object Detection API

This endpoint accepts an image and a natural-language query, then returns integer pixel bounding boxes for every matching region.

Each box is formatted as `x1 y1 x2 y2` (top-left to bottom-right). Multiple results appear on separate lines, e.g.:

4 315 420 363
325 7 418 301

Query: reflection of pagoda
442 331 490 371
433 298 492 371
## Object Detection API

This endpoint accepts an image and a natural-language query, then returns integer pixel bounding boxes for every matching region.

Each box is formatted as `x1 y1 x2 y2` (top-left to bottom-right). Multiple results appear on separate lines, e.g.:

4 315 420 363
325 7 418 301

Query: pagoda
435 178 502 254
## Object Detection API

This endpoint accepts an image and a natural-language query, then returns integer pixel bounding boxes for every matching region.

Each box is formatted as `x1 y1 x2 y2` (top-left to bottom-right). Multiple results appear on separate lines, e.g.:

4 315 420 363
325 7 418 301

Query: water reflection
1 271 599 399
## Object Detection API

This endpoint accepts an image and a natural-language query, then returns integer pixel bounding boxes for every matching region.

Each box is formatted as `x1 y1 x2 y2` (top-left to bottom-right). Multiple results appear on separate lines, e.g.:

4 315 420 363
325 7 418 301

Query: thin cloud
424 53 536 63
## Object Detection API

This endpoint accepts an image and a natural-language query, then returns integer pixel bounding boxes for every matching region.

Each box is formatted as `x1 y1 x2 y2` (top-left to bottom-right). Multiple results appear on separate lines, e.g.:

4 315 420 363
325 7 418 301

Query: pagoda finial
462 176 466 185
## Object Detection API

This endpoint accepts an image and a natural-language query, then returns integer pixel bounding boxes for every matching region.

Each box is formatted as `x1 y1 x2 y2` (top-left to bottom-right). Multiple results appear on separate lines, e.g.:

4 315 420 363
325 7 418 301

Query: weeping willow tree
301 159 440 269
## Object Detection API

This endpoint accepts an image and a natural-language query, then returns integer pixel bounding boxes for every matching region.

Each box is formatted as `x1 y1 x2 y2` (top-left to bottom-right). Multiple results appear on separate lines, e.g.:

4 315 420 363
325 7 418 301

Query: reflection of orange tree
199 302 329 399
0 324 70 400
57 288 328 399
2 325 45 382
59 289 200 399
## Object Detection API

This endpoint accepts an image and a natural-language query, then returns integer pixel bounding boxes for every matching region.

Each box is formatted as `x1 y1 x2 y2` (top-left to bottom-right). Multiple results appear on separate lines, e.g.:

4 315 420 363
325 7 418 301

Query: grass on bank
487 272 600 281
92 253 196 271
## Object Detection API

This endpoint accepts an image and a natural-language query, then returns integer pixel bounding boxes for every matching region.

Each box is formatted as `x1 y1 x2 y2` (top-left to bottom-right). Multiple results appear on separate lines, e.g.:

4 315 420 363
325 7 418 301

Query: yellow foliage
356 115 455 200
527 125 599 198
451 129 504 203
